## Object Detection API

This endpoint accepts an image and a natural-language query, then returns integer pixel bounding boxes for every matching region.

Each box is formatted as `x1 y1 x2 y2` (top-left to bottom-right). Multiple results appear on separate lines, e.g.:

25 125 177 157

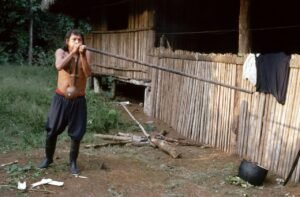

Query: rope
86 47 254 94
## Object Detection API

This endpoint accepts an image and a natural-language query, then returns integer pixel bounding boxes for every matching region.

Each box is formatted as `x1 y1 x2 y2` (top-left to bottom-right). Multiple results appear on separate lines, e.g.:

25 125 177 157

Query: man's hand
71 43 80 55
79 45 86 54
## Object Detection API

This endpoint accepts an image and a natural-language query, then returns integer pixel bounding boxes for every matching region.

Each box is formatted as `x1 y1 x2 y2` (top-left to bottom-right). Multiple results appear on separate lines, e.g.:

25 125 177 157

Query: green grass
0 64 136 153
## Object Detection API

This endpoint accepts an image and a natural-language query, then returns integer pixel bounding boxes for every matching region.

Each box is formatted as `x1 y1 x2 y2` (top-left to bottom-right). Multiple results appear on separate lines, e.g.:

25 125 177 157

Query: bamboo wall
84 0 299 184
149 48 300 183
85 0 154 82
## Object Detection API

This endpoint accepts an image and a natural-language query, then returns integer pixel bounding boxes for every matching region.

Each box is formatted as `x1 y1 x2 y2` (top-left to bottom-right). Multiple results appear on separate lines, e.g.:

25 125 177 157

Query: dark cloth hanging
256 52 291 105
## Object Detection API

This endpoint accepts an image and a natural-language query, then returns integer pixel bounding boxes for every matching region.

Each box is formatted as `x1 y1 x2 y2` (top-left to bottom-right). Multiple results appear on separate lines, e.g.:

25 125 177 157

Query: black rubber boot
38 136 57 169
70 140 80 175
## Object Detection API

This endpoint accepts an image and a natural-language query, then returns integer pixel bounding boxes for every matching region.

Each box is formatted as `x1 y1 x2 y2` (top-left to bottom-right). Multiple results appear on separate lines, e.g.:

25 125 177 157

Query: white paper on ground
48 180 64 186
31 178 52 188
74 175 88 178
17 181 26 190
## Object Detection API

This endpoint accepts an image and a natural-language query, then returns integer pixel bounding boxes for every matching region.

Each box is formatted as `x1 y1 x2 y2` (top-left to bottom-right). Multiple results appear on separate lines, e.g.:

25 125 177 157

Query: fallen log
94 133 182 158
127 141 150 147
94 134 147 142
154 135 209 147
117 132 132 137
110 102 181 158
84 141 130 149
94 134 132 141
150 138 181 159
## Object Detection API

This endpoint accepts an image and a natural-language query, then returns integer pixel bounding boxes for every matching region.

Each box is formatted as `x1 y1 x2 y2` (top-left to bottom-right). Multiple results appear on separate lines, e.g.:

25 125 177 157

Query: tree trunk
28 0 33 65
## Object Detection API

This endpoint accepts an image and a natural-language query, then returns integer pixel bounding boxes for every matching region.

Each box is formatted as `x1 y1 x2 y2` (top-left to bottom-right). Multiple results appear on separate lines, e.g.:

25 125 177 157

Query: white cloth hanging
242 53 259 85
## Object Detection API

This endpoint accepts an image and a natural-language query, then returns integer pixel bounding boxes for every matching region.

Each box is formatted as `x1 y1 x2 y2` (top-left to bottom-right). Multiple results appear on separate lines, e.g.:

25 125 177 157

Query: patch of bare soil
1 103 299 197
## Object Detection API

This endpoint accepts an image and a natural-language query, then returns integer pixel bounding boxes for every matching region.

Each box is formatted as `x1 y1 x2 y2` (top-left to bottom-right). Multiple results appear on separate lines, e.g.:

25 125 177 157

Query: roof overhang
41 0 130 18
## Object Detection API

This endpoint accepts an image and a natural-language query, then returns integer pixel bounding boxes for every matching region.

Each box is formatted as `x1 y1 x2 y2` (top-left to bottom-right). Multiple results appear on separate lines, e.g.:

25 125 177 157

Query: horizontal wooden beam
118 78 151 87
148 48 245 65
92 64 148 73
91 27 154 34
91 72 151 86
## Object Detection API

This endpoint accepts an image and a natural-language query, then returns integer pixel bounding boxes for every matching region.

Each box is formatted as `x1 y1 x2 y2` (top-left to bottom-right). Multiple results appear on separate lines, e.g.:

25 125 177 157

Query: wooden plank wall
149 48 300 183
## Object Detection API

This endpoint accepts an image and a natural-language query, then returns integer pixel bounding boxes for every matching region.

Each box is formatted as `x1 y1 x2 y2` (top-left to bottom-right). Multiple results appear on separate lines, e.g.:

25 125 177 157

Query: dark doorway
115 81 145 104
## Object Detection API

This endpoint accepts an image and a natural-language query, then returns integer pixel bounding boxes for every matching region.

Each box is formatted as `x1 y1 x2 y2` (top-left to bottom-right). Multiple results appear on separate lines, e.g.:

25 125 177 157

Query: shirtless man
38 29 91 175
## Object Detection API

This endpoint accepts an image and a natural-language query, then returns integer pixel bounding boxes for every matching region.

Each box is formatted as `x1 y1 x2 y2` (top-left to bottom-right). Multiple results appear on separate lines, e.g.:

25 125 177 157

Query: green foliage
86 93 120 133
86 90 140 134
4 162 41 185
0 0 31 64
32 46 55 67
0 65 136 152
226 176 254 188
0 0 91 65
0 46 10 64
0 65 56 152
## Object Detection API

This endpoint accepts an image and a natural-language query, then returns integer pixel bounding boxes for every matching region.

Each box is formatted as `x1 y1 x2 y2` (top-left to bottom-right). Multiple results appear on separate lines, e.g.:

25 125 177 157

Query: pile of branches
85 102 207 159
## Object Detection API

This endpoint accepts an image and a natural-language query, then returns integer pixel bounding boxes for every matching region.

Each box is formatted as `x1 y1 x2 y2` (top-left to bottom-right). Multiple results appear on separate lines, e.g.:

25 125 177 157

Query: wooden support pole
93 76 101 94
144 86 152 116
239 0 251 54
283 149 300 185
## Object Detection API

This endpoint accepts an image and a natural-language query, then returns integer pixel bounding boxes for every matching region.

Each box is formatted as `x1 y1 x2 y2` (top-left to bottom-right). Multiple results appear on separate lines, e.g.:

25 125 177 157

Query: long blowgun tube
85 47 253 94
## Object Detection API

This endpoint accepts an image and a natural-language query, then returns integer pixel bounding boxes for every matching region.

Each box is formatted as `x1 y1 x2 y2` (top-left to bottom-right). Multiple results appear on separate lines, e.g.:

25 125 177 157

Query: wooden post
238 0 251 54
110 79 116 99
99 8 107 31
143 86 152 116
93 76 101 93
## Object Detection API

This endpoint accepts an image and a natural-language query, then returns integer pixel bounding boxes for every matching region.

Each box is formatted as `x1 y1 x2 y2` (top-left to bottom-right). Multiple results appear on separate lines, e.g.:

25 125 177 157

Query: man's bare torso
56 49 88 96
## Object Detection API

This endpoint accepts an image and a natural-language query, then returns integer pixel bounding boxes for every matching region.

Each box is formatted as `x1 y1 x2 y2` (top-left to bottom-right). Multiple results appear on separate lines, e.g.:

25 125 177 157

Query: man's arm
55 44 79 71
79 46 92 77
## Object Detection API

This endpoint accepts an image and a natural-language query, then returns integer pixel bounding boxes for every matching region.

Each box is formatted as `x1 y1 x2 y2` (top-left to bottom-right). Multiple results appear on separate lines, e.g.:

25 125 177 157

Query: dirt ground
0 103 299 197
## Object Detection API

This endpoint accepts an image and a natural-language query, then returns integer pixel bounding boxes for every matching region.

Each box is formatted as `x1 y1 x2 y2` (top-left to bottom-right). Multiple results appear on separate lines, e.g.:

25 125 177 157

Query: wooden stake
120 103 150 138
0 160 18 168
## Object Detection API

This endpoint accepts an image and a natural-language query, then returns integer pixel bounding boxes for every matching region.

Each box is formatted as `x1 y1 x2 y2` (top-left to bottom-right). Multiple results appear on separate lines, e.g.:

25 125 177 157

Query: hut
41 0 300 183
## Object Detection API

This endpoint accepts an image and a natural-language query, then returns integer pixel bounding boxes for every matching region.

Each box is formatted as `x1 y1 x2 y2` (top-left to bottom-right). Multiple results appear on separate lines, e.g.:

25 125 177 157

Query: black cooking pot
238 159 268 186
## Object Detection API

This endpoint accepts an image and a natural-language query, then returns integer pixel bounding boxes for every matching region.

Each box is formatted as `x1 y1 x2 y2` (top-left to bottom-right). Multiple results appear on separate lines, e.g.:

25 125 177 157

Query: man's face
66 33 83 51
